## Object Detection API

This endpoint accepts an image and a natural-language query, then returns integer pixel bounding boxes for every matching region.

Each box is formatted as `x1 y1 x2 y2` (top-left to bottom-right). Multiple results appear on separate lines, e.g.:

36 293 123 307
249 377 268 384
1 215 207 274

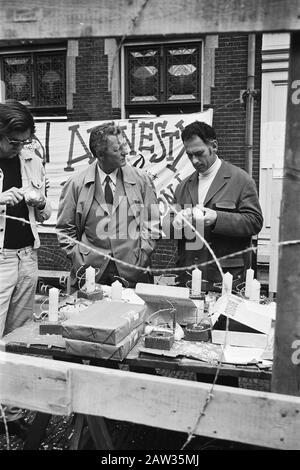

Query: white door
258 34 289 268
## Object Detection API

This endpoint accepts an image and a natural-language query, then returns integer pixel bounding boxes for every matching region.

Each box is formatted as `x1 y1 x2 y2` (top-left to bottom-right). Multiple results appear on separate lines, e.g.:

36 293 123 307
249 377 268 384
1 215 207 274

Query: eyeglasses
113 143 127 151
5 136 33 146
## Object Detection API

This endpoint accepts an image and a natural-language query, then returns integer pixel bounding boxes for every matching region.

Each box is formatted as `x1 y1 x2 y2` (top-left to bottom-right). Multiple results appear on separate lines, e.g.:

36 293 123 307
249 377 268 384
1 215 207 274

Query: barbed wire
213 97 241 113
1 211 299 449
2 212 299 275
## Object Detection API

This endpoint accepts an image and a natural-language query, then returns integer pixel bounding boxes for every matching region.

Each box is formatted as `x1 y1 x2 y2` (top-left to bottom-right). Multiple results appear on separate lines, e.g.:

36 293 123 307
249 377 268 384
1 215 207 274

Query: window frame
0 44 67 116
123 38 203 117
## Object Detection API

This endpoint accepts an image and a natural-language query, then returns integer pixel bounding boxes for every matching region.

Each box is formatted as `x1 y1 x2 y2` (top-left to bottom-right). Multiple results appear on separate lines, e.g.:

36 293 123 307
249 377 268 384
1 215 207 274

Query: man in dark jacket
169 121 263 291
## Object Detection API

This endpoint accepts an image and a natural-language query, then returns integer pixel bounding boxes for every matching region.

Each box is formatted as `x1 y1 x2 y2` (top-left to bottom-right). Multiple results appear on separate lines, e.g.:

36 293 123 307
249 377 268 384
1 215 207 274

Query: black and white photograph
0 0 298 454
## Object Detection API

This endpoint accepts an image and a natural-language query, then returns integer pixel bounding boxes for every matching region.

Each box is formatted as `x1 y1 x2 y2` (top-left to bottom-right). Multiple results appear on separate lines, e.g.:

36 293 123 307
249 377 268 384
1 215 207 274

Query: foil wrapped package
62 300 146 345
65 323 144 361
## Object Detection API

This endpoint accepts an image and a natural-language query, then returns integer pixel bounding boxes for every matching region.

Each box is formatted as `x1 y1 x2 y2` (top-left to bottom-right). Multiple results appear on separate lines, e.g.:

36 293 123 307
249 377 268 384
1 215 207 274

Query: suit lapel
187 172 199 206
81 162 100 227
121 166 141 219
204 161 230 206
94 167 109 214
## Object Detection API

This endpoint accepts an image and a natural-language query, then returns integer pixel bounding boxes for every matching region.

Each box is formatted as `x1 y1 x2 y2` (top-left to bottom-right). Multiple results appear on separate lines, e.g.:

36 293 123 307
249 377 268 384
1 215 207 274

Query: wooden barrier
1 351 300 450
1 0 300 451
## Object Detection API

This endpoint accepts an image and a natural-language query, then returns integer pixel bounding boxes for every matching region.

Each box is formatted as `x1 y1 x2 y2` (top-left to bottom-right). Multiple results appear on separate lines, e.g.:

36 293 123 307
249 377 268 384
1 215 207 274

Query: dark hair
0 100 35 136
89 121 122 157
181 121 216 144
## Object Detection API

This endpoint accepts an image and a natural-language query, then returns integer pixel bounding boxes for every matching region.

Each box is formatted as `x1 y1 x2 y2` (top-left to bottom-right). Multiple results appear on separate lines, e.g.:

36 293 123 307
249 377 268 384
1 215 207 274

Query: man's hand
192 205 205 221
0 187 24 206
173 208 193 229
203 207 217 227
24 188 46 209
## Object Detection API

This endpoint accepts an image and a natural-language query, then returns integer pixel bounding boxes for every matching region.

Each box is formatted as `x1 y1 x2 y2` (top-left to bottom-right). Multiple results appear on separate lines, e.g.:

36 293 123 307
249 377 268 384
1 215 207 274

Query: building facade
0 33 263 275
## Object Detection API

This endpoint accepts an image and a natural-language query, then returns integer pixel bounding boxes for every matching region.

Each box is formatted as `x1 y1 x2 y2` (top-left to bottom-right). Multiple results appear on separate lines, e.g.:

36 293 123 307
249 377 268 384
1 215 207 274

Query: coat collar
204 160 232 205
187 171 199 206
187 160 232 206
19 149 33 161
84 160 98 185
120 164 138 184
84 161 137 185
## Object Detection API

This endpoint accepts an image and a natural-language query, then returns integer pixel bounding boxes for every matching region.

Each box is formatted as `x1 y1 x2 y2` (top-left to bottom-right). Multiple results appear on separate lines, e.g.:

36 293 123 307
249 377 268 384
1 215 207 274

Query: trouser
98 260 121 286
0 245 38 422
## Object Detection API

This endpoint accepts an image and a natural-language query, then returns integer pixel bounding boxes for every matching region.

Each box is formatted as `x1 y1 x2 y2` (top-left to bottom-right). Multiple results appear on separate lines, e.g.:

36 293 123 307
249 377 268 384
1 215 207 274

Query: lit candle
48 287 59 322
249 279 261 302
222 272 233 296
245 268 254 298
191 266 202 296
85 266 95 293
111 280 122 300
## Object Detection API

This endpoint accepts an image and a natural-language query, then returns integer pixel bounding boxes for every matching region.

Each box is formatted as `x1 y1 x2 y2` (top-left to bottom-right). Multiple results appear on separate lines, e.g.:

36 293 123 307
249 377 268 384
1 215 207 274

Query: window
1 47 66 116
125 41 202 116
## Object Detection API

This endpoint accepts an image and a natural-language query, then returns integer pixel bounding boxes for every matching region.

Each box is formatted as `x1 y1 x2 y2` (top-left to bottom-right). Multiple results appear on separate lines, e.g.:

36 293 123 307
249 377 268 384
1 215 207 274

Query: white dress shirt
97 165 118 197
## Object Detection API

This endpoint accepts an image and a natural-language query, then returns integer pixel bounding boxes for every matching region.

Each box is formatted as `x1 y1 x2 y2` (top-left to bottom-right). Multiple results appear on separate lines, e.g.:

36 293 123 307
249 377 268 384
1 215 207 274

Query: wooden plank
72 367 300 449
0 0 300 41
272 32 300 395
0 352 299 449
0 352 71 415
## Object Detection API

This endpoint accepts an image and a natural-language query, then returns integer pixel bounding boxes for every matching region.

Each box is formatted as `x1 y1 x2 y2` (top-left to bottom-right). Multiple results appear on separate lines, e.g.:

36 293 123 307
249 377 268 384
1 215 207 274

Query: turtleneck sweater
197 156 221 206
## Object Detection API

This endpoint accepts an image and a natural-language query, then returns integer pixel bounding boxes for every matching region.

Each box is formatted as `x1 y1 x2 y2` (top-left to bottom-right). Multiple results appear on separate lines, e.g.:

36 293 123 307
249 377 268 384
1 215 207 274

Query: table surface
1 320 272 380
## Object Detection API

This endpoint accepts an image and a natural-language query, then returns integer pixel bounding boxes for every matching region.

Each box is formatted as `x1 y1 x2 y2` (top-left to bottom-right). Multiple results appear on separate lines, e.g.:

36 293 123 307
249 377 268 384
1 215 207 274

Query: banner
29 109 213 225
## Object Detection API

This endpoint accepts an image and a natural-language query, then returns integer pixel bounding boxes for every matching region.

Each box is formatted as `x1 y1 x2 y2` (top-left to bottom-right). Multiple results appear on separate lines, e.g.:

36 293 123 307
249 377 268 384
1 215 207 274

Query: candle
191 266 202 296
111 280 122 300
245 268 254 298
249 279 261 302
48 287 59 322
85 266 95 293
222 272 233 296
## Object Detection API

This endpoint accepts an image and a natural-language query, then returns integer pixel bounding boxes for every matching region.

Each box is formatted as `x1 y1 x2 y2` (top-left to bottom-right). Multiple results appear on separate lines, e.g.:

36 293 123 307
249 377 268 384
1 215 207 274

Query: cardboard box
135 283 203 325
62 300 146 345
211 330 268 349
210 294 272 348
65 324 144 361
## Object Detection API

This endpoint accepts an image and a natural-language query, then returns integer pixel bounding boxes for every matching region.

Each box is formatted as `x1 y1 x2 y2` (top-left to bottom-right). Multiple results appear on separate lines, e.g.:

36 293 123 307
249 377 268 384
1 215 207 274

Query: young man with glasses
0 100 51 438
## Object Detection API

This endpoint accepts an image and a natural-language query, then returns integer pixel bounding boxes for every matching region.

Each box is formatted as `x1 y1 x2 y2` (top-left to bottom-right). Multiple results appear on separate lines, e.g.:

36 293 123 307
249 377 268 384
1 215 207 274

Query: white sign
27 109 213 224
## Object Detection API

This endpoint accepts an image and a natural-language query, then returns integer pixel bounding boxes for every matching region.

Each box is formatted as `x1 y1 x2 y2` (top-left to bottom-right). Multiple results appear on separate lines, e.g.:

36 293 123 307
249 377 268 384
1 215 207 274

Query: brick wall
67 38 121 121
211 33 262 187
38 232 71 270
39 33 262 272
38 232 177 274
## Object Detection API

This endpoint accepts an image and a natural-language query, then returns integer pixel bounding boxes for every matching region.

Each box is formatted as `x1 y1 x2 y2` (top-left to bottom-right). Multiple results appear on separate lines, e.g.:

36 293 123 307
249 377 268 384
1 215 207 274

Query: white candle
249 279 261 302
111 280 122 300
48 287 59 322
245 268 254 298
85 266 95 293
222 272 233 296
191 266 202 296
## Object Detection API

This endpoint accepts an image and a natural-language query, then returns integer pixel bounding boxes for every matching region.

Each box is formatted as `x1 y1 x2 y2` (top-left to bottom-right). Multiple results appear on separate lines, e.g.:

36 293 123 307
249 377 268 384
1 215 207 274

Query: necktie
104 175 114 209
